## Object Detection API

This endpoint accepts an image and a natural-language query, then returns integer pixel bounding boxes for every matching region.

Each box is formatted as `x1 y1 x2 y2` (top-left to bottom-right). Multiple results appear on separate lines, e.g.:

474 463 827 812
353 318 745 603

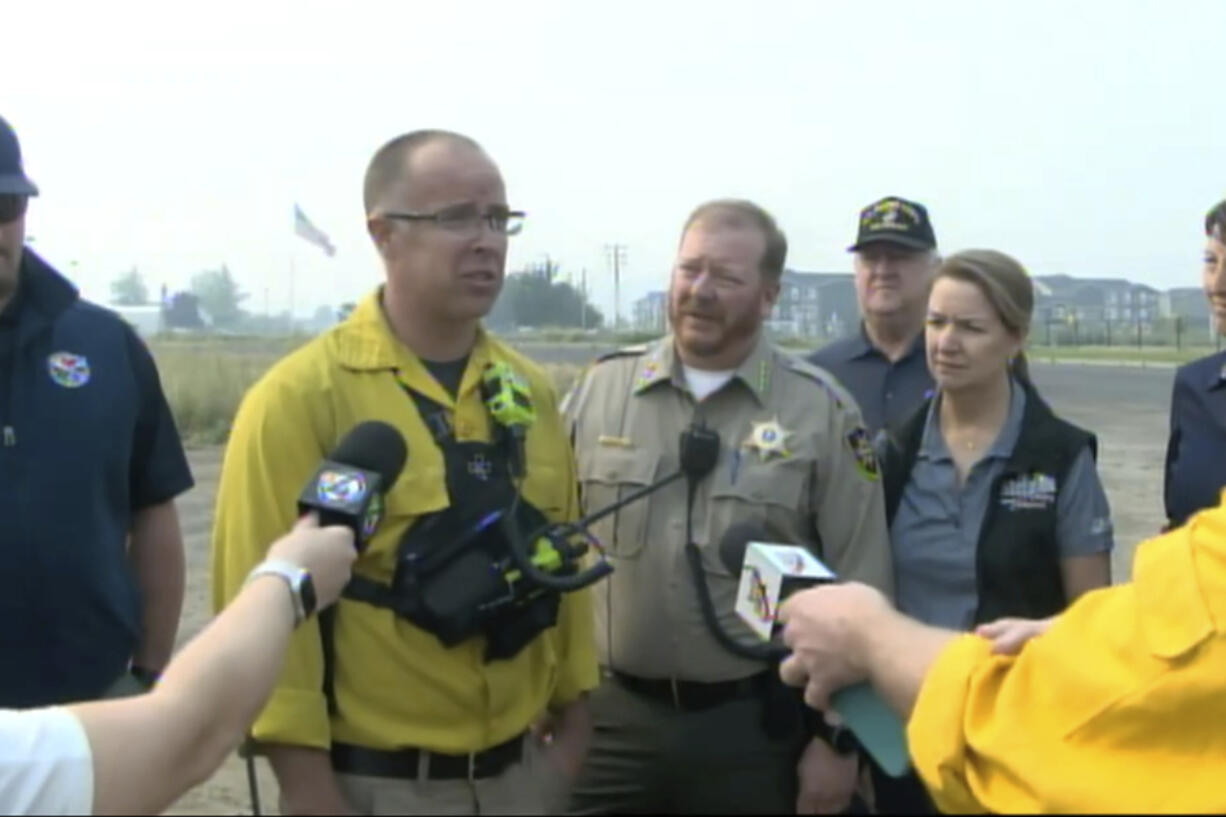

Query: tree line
110 256 605 333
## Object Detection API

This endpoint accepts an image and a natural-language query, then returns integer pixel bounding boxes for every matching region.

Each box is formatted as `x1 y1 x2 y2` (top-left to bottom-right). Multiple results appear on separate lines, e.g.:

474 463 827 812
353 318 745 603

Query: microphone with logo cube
297 420 409 551
729 536 912 778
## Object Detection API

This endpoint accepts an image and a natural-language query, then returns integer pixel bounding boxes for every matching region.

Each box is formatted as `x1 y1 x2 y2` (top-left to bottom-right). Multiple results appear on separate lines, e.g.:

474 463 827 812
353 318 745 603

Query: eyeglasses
380 203 525 237
0 195 28 224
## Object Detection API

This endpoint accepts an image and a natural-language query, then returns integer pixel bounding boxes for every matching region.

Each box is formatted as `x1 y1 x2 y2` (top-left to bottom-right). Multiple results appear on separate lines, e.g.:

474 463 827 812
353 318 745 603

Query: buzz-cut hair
362 130 484 214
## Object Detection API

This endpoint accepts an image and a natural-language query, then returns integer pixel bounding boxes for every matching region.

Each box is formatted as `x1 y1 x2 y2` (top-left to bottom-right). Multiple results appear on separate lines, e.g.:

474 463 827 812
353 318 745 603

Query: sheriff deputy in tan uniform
562 199 894 815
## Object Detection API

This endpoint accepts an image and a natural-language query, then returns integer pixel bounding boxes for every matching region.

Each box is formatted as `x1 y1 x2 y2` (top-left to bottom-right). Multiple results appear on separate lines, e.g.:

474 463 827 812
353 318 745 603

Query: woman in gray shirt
871 249 1114 812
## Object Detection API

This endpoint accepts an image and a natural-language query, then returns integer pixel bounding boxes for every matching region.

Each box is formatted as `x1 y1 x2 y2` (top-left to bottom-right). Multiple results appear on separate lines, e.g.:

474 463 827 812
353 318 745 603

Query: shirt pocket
520 462 570 519
361 457 450 574
702 458 808 577
577 445 660 560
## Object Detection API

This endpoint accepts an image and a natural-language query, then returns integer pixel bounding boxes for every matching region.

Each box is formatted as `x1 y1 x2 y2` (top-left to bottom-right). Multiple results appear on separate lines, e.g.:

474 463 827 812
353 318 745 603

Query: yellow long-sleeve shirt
210 291 598 753
908 490 1226 814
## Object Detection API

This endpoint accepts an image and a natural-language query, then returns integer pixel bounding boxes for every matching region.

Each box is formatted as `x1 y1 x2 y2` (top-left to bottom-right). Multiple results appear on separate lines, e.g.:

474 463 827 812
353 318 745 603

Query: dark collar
0 285 22 325
1206 350 1226 391
7 249 79 342
844 322 925 363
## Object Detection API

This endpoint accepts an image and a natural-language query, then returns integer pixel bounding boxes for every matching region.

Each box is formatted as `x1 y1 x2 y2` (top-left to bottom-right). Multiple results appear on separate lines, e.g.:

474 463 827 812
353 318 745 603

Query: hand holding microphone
776 583 895 708
252 421 407 622
720 525 911 778
266 515 358 611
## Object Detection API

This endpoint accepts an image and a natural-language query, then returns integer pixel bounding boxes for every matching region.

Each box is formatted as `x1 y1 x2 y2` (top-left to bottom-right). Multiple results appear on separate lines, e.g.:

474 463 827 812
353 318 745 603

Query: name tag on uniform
598 435 634 448
999 472 1057 511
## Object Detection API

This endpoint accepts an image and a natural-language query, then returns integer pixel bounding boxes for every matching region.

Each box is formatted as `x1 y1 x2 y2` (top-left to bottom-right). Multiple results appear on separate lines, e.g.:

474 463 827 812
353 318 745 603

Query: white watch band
245 559 308 625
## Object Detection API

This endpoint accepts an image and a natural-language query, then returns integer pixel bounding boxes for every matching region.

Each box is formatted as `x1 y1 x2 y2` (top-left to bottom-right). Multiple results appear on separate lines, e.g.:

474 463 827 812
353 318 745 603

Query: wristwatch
809 711 859 756
130 665 160 689
828 724 859 756
245 559 317 625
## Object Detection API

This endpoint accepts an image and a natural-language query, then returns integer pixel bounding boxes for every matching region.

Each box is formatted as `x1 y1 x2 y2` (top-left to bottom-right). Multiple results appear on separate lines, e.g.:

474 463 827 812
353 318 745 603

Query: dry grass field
149 338 1174 814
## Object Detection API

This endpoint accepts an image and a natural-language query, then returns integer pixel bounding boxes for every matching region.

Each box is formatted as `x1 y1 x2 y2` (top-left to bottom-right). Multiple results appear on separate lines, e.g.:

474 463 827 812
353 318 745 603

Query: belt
330 733 525 781
609 669 770 711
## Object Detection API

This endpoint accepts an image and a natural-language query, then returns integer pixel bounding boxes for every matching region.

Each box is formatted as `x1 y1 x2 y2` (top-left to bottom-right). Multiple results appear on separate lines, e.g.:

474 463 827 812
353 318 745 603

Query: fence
1034 316 1222 351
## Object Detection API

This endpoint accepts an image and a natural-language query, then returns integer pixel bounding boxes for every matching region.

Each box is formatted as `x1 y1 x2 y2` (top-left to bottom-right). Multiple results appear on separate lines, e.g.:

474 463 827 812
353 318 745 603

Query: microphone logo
361 493 385 540
745 565 775 625
316 470 369 505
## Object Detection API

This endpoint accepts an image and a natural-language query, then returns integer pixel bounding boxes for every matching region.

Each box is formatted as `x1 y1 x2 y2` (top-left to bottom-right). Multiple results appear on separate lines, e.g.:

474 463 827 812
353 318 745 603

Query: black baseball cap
0 116 39 197
848 196 935 252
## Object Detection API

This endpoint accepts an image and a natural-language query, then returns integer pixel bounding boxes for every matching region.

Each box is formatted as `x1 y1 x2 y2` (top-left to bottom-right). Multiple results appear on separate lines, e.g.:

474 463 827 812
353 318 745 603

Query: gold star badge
743 418 792 461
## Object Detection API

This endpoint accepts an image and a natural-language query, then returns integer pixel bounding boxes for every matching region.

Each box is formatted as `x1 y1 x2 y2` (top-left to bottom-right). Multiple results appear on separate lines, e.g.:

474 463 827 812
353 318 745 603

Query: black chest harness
332 370 580 668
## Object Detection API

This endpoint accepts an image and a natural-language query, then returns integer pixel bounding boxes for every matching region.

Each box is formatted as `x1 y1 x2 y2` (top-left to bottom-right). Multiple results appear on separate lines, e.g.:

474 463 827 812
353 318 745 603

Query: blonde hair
936 249 1034 382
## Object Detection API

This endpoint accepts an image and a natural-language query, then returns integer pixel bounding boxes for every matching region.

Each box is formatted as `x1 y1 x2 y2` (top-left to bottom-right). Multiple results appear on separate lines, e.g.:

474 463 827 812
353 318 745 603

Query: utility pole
288 255 296 329
580 268 588 331
604 244 628 331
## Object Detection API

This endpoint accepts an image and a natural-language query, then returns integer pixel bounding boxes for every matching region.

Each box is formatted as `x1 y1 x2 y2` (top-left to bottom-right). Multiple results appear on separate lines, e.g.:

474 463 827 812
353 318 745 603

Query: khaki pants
329 739 565 816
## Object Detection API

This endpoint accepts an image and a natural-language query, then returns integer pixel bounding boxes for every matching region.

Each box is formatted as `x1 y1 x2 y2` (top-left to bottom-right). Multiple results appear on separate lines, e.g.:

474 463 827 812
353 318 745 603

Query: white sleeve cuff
0 706 94 815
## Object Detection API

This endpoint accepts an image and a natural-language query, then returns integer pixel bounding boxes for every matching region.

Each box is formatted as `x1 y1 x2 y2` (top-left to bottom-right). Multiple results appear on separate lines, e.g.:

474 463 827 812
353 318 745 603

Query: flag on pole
293 204 336 257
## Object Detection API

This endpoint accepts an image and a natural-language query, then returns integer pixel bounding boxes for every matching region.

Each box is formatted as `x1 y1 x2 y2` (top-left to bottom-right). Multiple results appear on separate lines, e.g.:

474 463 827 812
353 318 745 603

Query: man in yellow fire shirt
211 130 597 815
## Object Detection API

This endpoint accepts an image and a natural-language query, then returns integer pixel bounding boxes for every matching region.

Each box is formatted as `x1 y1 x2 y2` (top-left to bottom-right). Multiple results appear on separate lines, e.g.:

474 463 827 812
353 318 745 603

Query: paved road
1029 361 1172 416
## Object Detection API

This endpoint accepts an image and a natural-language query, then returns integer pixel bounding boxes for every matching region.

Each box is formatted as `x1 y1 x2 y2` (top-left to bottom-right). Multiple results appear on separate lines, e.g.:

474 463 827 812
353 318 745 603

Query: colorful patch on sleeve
846 426 880 481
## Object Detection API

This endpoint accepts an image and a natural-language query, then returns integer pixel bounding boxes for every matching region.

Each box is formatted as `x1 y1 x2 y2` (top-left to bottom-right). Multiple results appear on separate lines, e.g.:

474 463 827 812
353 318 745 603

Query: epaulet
780 353 830 383
596 343 650 364
780 354 852 411
562 344 650 411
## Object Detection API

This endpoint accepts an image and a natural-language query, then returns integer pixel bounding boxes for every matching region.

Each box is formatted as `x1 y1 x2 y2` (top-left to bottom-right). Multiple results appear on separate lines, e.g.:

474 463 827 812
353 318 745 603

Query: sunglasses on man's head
0 195 28 224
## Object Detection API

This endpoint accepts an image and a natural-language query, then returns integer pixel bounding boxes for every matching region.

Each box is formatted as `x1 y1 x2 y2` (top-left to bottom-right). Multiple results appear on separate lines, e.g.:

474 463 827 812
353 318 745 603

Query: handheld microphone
719 523 836 642
297 421 408 551
722 526 911 778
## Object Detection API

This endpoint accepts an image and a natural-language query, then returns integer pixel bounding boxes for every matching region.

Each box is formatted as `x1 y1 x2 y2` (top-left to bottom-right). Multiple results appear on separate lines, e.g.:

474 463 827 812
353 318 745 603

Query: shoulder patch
846 426 880 481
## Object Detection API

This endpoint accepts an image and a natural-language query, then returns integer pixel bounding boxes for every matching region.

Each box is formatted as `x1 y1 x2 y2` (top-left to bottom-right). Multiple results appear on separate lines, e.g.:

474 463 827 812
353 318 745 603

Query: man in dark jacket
809 196 938 434
0 114 194 707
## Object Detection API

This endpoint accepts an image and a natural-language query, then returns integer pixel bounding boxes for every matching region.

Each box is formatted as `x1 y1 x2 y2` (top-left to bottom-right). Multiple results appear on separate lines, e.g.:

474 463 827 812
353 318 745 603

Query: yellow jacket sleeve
544 394 599 707
907 505 1226 814
209 371 334 749
550 585 599 705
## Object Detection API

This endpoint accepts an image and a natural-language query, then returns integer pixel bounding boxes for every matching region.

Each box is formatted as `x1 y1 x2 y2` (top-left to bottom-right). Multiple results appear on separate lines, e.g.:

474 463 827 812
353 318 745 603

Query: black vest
881 381 1097 625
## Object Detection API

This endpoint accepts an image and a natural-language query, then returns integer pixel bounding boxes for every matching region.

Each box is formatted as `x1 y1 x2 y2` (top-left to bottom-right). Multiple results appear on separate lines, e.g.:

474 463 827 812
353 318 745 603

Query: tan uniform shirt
562 333 893 682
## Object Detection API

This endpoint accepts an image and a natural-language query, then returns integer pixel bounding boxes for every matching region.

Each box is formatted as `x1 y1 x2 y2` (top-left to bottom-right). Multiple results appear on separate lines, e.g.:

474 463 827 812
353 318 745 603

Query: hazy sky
5 0 1224 320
